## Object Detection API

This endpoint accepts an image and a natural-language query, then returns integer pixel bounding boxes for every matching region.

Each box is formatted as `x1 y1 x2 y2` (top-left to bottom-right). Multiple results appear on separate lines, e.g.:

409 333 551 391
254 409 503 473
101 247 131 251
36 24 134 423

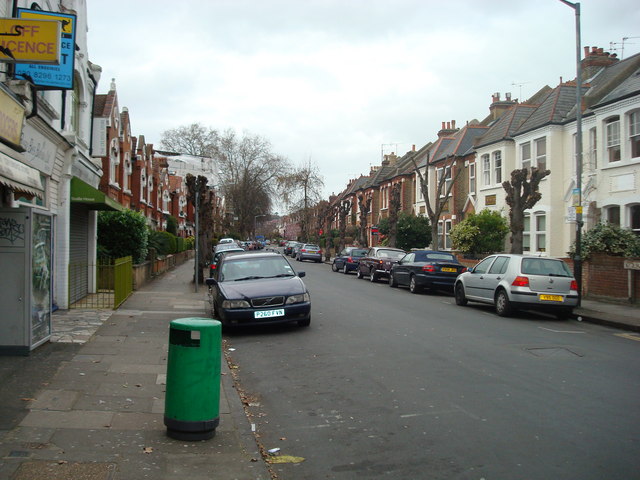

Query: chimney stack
581 45 619 80
437 120 459 138
489 92 517 121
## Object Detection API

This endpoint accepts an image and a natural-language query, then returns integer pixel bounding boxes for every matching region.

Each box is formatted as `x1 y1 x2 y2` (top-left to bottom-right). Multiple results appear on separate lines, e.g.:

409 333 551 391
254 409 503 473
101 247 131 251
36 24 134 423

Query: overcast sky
87 0 640 203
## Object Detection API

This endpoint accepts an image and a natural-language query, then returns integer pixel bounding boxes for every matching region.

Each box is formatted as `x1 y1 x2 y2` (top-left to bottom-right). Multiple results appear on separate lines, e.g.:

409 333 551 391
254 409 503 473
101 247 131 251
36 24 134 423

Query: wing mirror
298 271 306 278
205 278 217 286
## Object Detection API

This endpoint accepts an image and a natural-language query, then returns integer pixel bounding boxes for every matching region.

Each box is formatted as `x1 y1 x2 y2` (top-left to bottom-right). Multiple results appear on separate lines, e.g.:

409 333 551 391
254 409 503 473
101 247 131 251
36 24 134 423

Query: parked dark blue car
389 250 466 293
331 247 368 274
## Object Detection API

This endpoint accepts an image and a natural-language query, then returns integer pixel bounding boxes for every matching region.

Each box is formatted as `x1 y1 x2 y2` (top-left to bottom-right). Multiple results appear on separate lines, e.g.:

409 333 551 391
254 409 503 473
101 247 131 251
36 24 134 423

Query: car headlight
222 299 251 309
286 292 310 304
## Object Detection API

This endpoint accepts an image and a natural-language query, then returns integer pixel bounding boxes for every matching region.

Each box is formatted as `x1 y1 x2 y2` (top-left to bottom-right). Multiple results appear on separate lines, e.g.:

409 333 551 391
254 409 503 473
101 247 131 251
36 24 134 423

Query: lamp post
559 0 583 306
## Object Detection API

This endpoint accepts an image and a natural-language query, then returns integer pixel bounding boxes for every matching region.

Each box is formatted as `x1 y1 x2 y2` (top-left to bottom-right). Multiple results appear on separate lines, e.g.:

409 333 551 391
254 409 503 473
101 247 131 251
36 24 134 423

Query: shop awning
0 151 44 199
70 177 123 211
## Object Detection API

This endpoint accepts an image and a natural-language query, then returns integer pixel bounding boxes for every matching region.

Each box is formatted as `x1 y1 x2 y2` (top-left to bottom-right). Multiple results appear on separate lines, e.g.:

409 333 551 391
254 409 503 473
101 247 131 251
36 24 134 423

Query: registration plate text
441 267 457 273
539 294 564 302
254 309 285 319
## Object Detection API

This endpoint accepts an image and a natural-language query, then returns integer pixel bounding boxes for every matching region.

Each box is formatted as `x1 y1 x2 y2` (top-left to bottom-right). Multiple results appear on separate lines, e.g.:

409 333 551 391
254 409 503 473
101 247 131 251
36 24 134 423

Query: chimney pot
446 122 451 129
442 121 446 129
506 92 511 101
412 144 416 152
452 120 456 129
584 46 589 57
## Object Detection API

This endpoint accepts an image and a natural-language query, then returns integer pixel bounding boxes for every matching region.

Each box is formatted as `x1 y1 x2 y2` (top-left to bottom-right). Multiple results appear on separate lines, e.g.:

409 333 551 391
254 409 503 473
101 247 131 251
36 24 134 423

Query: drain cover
13 461 116 480
526 347 583 358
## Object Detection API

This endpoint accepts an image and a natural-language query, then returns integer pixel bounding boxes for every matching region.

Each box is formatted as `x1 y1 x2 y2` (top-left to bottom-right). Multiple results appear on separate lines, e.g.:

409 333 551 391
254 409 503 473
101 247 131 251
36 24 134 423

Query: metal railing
69 256 133 309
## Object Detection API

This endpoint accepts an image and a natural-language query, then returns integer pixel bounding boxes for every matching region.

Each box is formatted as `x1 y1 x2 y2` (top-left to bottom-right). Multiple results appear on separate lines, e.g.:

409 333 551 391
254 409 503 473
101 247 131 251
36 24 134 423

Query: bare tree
502 167 551 253
160 123 218 156
337 199 351 254
411 153 460 250
387 183 402 248
215 129 290 238
278 159 324 241
357 194 372 247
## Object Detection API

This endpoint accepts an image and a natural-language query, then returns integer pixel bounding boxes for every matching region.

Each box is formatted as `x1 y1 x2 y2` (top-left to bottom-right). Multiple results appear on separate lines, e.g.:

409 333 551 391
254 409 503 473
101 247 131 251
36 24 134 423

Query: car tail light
570 280 578 291
210 264 216 270
422 264 436 272
378 260 384 265
461 267 467 273
301 249 307 253
318 249 323 255
512 276 529 287
347 257 353 263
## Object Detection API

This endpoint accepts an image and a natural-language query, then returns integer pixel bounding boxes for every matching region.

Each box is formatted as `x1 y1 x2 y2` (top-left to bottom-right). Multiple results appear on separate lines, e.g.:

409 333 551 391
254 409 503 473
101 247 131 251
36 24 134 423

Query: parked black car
331 247 368 274
389 250 466 293
205 251 311 328
284 241 300 256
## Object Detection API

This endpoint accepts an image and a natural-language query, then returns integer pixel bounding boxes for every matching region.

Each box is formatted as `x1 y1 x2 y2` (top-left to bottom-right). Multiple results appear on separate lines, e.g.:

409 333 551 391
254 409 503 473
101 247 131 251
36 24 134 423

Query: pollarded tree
337 199 351 254
411 153 461 251
357 194 372 247
502 167 550 254
387 183 402 248
186 174 217 283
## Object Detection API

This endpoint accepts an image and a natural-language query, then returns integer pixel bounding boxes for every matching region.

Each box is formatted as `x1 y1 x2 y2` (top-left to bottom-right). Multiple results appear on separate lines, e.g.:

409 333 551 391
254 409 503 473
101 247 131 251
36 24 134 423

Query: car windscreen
521 258 572 277
220 257 296 281
378 250 405 260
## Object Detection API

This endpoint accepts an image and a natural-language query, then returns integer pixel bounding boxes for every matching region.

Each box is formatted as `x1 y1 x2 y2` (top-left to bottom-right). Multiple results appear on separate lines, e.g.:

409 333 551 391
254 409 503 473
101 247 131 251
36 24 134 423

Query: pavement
1 258 638 480
0 260 272 480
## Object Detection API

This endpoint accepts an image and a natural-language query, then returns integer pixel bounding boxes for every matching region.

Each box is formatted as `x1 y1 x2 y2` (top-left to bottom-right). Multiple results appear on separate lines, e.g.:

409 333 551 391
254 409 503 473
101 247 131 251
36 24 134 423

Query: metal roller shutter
69 204 89 304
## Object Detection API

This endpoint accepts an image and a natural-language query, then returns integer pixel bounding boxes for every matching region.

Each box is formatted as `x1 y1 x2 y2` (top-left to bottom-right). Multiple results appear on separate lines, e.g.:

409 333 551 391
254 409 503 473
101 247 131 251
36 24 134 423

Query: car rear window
417 252 456 262
521 258 572 277
304 245 320 249
378 250 405 260
352 249 367 256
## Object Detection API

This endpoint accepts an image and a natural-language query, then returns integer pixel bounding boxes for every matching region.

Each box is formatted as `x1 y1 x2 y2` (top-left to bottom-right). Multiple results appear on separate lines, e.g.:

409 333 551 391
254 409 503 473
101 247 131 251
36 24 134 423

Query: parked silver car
296 243 323 263
454 254 579 318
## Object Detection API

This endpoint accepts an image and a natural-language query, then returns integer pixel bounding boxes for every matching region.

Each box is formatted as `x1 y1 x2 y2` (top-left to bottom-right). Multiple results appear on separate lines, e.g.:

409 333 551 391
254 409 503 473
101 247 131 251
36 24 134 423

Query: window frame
606 116 621 163
629 110 640 159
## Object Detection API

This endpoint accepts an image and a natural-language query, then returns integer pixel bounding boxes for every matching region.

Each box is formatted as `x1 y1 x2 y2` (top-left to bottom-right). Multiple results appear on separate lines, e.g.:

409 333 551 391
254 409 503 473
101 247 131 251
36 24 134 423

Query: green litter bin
164 318 221 440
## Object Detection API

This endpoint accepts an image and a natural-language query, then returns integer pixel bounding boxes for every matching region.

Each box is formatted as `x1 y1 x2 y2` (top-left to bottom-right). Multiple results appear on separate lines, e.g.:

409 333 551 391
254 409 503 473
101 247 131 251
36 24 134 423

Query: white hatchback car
454 254 579 318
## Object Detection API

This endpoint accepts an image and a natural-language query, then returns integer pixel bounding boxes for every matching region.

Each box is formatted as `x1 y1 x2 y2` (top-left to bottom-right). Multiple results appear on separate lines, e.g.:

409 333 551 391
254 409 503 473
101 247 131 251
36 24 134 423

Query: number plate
254 309 285 319
441 267 457 273
539 294 564 302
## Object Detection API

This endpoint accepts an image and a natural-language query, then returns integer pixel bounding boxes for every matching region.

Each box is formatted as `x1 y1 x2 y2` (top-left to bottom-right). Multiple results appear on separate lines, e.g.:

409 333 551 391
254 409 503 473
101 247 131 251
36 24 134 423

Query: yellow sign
0 86 26 145
0 18 60 64
485 194 496 206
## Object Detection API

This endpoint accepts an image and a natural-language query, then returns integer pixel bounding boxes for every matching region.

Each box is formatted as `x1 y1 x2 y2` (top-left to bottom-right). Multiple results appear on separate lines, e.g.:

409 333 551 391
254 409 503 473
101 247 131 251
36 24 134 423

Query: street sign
14 9 76 89
0 18 61 64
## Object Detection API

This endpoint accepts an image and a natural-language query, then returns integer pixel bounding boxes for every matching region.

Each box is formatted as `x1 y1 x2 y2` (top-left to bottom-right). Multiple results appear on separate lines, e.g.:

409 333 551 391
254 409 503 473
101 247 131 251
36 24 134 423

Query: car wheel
331 262 338 272
409 275 421 294
356 268 363 279
495 289 513 317
298 315 311 327
454 283 468 306
389 272 398 288
369 269 377 282
342 264 349 274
